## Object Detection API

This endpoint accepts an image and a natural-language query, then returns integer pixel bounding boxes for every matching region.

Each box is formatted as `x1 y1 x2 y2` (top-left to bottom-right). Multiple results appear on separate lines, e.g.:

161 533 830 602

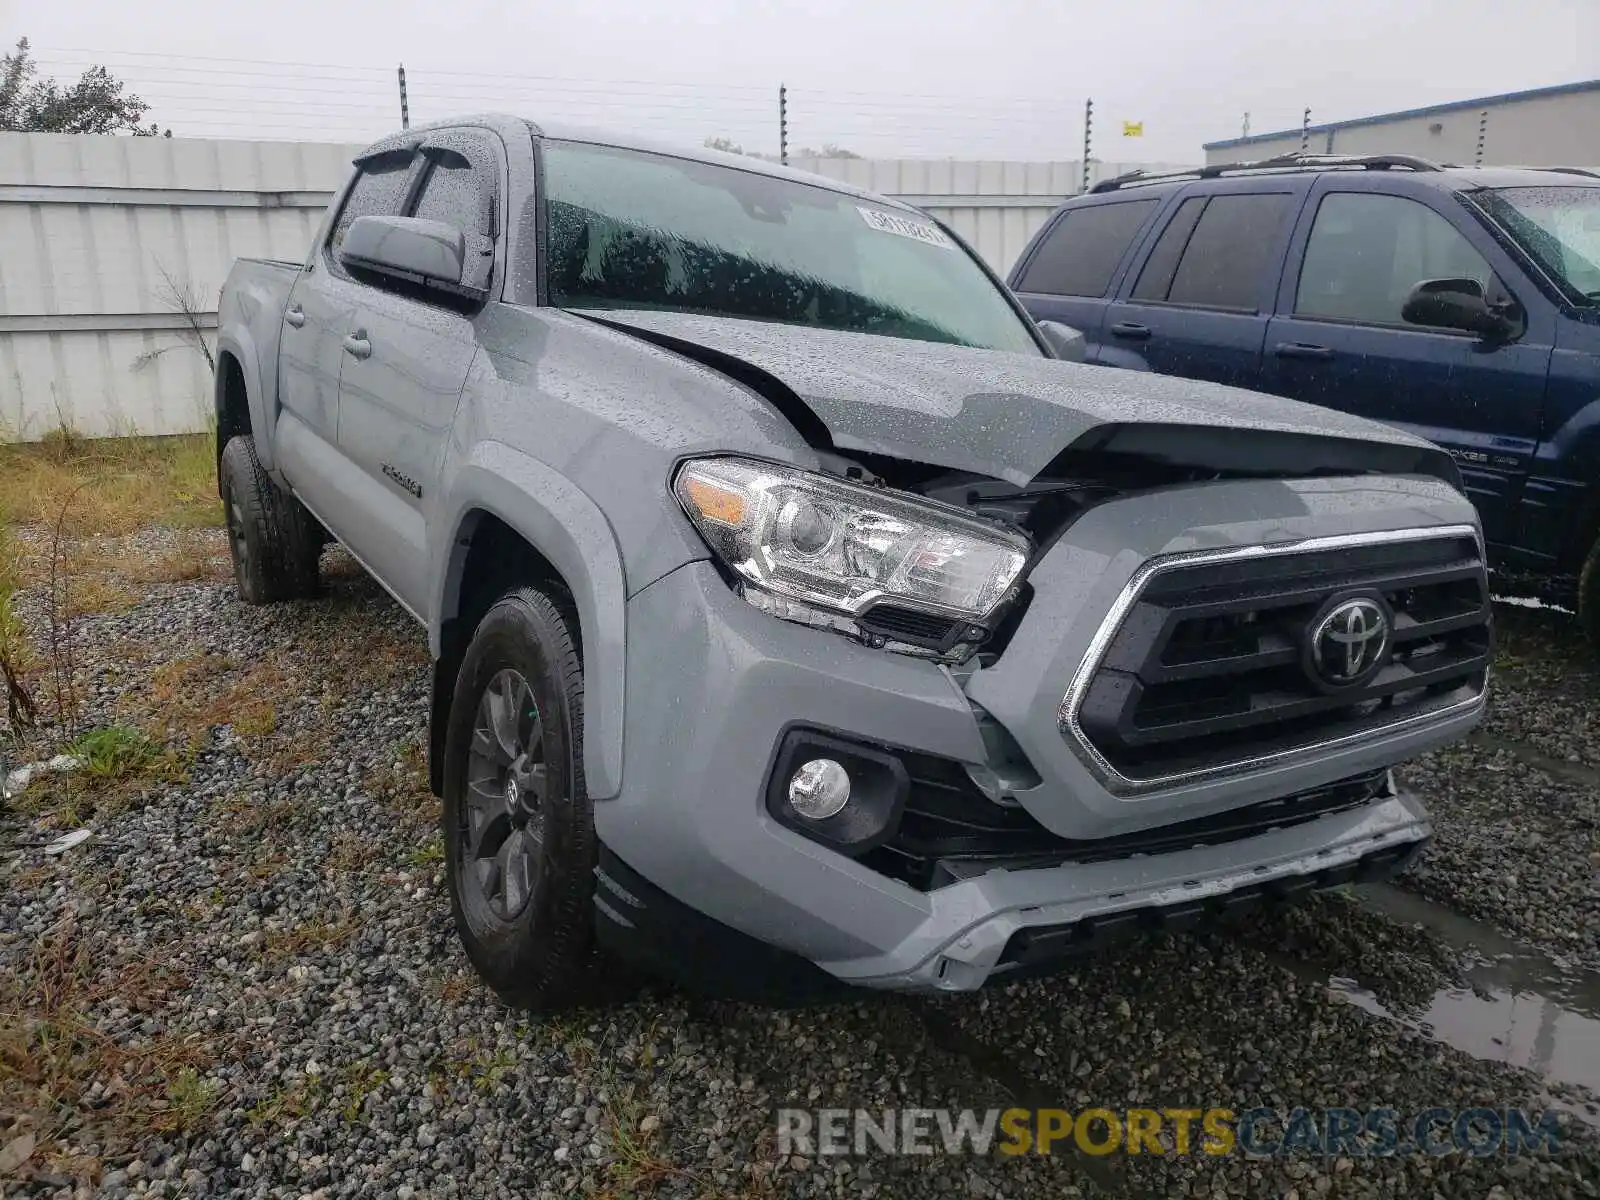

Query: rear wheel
1578 534 1600 648
442 585 607 1010
219 435 321 604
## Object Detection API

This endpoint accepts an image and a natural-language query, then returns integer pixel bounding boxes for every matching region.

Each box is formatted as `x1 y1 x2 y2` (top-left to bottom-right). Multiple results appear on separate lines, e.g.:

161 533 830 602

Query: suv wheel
219 435 321 603
442 585 605 1010
1579 534 1600 648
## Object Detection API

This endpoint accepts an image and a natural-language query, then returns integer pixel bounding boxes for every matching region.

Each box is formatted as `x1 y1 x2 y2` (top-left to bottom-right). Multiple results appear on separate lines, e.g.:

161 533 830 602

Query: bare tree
133 262 216 376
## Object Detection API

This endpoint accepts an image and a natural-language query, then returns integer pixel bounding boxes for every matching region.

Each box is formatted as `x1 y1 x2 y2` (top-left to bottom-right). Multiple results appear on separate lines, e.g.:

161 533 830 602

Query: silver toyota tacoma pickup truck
215 115 1492 1008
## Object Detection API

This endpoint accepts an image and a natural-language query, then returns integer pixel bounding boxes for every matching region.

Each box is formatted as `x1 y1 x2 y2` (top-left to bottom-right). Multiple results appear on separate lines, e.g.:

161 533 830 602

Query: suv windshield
1477 185 1600 302
541 139 1041 353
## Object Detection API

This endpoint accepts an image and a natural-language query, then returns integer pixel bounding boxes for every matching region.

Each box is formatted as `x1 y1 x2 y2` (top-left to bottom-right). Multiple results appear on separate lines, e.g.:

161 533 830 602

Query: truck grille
1061 528 1491 790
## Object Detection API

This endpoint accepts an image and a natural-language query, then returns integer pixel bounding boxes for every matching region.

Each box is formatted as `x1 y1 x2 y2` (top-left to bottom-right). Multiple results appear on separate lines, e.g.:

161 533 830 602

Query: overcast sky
13 0 1600 162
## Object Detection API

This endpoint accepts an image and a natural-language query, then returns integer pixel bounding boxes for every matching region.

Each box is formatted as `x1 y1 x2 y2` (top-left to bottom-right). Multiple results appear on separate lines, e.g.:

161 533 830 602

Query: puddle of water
1335 884 1600 1106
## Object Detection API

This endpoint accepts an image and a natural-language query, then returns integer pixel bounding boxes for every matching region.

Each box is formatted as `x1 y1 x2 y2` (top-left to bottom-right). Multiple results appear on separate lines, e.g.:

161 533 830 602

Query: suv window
1014 200 1158 297
1135 193 1293 310
328 151 415 268
1296 192 1494 326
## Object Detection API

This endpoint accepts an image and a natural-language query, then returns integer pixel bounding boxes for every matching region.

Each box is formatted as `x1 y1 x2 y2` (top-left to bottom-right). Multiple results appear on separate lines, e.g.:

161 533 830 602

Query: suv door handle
342 332 372 360
1274 341 1333 361
1109 322 1151 340
284 305 305 329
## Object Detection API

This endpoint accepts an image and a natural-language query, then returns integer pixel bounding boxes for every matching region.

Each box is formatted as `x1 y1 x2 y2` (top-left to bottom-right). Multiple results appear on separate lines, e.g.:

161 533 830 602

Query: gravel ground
1399 604 1600 972
1 530 1598 1198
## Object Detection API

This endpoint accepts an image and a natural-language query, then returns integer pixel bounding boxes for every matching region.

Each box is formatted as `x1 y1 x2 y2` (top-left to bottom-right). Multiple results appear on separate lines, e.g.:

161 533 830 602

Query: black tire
1579 534 1600 649
219 435 321 604
442 586 605 1010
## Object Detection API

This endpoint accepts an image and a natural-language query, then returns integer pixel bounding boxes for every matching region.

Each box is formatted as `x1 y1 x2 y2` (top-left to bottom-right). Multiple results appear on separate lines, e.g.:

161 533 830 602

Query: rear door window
1131 196 1206 300
1134 193 1294 310
1013 200 1159 298
412 150 490 237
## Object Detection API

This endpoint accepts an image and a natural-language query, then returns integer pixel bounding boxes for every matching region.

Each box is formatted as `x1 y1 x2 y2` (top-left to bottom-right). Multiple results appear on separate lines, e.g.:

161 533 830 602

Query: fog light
788 758 851 820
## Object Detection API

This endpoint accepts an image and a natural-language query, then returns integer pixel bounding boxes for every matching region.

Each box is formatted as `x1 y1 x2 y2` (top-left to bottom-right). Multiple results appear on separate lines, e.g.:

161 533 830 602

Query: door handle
342 332 372 360
284 305 305 329
1274 341 1333 361
1109 322 1151 340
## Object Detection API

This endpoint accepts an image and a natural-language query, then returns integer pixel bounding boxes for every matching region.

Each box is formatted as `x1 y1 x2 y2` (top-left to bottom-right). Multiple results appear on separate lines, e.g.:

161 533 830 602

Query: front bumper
593 559 1440 994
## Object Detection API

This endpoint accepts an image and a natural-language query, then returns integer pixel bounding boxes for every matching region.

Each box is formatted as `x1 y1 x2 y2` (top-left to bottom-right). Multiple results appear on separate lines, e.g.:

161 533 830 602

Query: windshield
540 139 1041 353
1477 185 1600 302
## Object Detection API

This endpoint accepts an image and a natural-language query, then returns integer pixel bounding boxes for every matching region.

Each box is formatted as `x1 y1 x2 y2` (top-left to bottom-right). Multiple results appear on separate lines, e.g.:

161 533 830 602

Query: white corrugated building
1204 79 1600 169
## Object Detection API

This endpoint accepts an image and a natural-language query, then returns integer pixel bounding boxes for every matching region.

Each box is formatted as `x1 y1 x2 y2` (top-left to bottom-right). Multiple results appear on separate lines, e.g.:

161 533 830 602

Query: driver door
1261 185 1554 549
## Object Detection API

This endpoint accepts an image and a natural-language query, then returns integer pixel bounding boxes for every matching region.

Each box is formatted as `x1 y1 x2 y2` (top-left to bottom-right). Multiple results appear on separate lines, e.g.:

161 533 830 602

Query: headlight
674 457 1030 653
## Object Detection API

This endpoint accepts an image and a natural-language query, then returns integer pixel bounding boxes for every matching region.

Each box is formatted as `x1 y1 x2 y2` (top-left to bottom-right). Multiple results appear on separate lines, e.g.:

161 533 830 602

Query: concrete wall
1205 84 1600 167
0 130 1192 439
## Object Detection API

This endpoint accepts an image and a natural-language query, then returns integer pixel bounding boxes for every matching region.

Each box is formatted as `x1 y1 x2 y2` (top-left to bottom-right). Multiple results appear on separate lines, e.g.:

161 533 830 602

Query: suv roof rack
1089 152 1444 194
1537 165 1600 179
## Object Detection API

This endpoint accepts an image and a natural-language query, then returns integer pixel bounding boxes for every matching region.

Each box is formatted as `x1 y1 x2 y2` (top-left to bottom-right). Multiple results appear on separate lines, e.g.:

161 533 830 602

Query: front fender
431 442 629 799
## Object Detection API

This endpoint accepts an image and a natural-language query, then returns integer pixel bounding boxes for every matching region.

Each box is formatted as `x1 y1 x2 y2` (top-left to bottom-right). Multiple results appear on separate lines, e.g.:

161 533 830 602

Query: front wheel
441 586 606 1010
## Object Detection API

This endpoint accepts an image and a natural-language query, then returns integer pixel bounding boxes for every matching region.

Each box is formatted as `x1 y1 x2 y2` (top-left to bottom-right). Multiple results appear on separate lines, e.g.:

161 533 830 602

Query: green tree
0 38 169 135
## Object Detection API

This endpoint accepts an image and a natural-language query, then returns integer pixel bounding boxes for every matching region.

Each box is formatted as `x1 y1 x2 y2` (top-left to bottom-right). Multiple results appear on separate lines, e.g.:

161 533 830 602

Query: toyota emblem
1309 596 1391 687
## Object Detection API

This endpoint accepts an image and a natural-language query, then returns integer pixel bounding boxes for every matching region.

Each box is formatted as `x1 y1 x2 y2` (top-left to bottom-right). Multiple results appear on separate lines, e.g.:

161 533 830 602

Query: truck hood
572 309 1454 486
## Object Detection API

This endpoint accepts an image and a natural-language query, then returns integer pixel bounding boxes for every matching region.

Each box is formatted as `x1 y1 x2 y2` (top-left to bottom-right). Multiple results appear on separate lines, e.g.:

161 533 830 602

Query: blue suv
1008 154 1600 642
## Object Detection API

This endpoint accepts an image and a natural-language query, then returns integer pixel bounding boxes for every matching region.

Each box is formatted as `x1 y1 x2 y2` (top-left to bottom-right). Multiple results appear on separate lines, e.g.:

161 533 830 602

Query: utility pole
1475 109 1489 166
1242 111 1250 138
398 64 410 131
1300 107 1311 153
779 84 789 165
1082 97 1093 192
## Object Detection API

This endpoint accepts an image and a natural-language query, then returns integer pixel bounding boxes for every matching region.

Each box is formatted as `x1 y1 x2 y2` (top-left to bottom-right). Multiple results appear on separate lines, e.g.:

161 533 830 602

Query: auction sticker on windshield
857 206 955 248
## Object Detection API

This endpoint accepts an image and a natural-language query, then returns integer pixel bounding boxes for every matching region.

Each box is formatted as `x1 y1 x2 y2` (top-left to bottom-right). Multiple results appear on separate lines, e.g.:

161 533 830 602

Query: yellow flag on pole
1122 120 1144 137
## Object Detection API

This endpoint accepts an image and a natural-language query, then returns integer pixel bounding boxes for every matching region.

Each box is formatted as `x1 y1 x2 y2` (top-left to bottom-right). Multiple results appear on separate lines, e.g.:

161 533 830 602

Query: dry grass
364 735 436 832
62 573 142 619
116 654 290 755
0 431 219 536
0 519 36 731
138 540 230 584
0 918 217 1162
213 793 299 841
7 725 188 828
262 917 360 962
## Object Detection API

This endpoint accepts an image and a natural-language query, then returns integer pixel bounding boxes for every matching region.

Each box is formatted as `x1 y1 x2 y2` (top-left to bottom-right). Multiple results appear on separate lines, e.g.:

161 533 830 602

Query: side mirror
1400 277 1517 341
340 215 486 299
1037 319 1087 362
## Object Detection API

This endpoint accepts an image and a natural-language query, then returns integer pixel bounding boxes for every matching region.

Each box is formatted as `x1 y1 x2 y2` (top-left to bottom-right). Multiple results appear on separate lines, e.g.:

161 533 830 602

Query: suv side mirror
340 215 487 300
1037 319 1087 362
1401 277 1518 341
